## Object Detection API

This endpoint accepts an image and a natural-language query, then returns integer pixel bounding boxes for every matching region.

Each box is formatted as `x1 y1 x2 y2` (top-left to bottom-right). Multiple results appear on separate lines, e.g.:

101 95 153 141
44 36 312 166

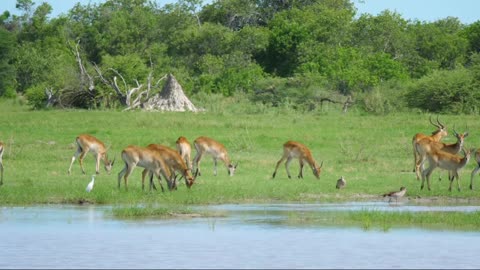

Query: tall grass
280 210 480 231
1 97 480 206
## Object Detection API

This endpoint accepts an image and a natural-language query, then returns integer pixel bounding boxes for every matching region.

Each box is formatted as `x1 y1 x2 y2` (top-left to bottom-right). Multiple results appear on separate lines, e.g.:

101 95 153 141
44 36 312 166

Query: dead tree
318 95 354 113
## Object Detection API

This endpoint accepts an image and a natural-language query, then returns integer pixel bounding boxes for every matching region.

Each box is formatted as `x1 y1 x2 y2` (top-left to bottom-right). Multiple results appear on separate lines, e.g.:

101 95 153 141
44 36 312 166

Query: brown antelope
68 134 115 175
117 145 174 192
193 136 237 176
272 141 323 179
176 136 192 171
415 127 468 180
469 149 480 190
0 142 4 185
412 116 448 180
144 144 196 190
421 147 473 192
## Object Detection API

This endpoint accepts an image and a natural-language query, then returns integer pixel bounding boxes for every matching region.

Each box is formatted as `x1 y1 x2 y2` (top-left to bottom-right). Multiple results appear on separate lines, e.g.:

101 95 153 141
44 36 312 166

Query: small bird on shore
86 175 95 192
383 186 407 203
336 176 346 189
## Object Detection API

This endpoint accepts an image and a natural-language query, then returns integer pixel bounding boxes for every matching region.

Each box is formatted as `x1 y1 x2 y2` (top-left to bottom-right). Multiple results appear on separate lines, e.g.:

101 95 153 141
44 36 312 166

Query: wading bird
383 187 407 203
86 175 95 192
336 176 346 189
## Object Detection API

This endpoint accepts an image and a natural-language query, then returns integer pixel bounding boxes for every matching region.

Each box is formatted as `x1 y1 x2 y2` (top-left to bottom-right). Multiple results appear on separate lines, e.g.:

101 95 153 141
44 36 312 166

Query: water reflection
0 203 479 269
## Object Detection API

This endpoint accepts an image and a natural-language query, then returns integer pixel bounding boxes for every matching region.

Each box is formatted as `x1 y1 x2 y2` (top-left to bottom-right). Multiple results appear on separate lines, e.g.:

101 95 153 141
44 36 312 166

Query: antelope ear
111 157 116 165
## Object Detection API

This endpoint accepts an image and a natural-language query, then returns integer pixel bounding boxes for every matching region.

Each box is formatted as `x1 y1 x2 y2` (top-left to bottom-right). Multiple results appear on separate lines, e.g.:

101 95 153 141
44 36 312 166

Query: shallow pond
1 202 480 269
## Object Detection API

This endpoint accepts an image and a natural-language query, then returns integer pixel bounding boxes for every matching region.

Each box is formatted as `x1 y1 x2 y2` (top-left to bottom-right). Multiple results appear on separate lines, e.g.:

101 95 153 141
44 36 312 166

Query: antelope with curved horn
68 134 115 175
412 116 448 180
416 125 468 181
176 136 192 171
193 136 237 177
272 141 323 179
144 144 197 190
421 147 473 192
117 145 173 192
0 142 4 186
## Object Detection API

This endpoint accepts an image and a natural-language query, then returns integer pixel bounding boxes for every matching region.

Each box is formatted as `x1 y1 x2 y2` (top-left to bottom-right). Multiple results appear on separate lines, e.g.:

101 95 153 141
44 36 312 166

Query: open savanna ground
1 99 480 206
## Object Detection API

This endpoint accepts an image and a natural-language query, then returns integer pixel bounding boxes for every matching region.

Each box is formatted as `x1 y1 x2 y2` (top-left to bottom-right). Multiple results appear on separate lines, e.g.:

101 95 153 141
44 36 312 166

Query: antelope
117 145 174 192
68 134 115 175
469 149 480 190
0 142 4 186
272 141 323 179
144 144 196 190
193 136 237 176
176 136 192 171
415 126 468 180
421 147 473 192
412 116 448 180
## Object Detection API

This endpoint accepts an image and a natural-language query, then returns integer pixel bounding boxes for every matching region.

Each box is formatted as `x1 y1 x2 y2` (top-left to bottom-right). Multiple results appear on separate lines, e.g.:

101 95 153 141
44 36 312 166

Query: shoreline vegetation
108 205 480 231
1 99 480 229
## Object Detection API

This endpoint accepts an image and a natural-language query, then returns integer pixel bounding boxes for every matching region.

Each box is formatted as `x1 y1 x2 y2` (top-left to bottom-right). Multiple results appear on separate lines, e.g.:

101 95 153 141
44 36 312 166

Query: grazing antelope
469 149 480 190
176 136 192 171
272 141 323 179
421 147 473 192
193 136 237 176
415 127 468 180
68 134 115 175
144 144 196 190
117 145 174 192
412 116 448 179
0 142 4 186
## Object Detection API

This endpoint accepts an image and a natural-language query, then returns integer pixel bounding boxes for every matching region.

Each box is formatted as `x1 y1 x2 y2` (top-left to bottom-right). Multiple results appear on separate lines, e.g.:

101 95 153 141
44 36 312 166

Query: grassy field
1 97 480 208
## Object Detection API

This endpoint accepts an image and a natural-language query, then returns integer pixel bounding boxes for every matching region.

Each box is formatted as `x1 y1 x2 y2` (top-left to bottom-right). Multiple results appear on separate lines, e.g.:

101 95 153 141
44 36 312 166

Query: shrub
25 84 47 109
405 68 480 114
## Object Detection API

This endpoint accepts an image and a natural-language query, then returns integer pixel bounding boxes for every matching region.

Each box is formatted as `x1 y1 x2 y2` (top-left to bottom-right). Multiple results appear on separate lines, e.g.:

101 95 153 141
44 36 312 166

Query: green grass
110 204 225 219
277 210 480 231
1 97 480 208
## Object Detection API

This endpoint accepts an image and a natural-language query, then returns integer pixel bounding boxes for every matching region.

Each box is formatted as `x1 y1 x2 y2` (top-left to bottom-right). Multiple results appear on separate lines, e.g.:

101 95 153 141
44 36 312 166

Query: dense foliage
1 0 480 114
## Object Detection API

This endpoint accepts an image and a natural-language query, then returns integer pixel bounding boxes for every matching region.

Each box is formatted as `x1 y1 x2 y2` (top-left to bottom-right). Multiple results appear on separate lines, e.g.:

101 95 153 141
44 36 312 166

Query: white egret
86 175 95 192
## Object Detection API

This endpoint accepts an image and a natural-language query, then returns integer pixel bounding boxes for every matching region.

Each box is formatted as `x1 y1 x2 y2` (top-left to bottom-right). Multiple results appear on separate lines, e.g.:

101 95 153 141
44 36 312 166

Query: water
0 202 479 269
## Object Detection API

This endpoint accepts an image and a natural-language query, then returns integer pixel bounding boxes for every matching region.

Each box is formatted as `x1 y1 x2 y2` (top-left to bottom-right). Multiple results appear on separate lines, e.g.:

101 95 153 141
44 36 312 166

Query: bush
405 68 480 114
359 80 411 115
25 84 48 109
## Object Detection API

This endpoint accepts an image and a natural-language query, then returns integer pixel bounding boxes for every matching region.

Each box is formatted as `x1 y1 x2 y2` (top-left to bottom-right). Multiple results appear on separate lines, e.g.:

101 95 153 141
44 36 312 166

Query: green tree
462 20 480 54
0 28 16 97
261 0 354 76
410 17 468 70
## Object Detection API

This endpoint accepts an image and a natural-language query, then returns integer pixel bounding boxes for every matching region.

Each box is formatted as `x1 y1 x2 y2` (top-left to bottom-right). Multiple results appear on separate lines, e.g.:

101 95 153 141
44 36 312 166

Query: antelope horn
436 115 445 129
429 115 440 128
453 124 458 137
319 161 324 168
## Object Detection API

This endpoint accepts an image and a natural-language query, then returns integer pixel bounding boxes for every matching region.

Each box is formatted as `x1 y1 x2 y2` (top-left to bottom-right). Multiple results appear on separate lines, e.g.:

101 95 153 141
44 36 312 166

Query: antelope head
429 115 447 137
313 161 324 179
227 162 238 176
453 125 469 145
104 155 115 175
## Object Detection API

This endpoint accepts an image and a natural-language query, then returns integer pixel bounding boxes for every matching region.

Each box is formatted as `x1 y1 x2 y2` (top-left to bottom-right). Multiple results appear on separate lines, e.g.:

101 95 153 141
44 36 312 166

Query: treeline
1 0 480 114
